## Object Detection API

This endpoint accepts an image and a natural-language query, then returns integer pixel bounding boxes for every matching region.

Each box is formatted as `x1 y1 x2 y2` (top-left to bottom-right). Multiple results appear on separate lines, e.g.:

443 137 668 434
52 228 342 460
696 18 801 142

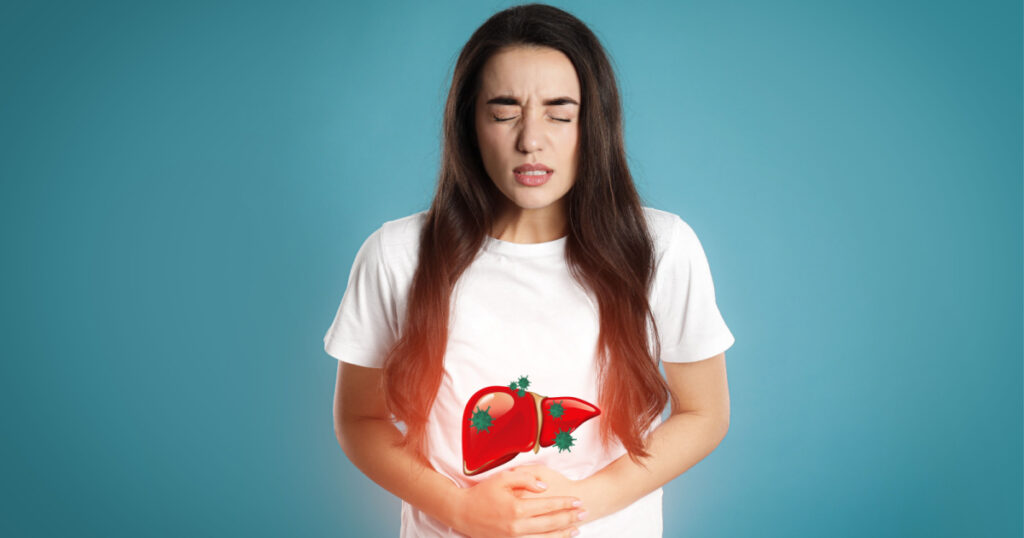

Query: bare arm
334 361 584 537
333 361 462 529
578 352 731 520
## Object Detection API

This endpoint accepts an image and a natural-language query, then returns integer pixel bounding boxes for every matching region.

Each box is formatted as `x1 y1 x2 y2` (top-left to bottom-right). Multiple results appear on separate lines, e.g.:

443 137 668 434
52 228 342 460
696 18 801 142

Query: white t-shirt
324 206 736 537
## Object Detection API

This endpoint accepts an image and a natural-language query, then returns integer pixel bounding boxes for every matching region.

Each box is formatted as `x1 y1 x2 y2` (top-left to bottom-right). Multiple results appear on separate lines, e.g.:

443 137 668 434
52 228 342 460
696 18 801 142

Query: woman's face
474 45 581 220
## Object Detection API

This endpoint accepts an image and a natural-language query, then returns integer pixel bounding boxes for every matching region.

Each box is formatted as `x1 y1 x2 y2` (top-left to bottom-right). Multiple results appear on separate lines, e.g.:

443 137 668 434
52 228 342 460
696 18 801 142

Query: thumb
504 469 547 493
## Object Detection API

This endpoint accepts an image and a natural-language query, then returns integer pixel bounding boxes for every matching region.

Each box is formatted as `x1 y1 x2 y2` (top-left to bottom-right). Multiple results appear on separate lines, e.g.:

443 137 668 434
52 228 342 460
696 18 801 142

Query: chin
504 186 568 208
507 193 560 210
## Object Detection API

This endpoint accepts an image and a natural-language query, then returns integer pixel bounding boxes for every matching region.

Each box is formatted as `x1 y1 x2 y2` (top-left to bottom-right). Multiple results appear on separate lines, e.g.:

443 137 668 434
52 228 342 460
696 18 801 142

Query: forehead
477 46 580 101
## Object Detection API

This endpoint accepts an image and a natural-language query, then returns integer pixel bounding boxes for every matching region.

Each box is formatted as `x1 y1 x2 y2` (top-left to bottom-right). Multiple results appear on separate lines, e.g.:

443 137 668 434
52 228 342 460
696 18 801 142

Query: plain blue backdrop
1 1 1020 536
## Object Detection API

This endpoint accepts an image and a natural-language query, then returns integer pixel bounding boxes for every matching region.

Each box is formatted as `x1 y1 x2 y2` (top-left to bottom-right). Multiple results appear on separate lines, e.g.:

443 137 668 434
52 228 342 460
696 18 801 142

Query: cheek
559 128 578 150
473 121 497 148
561 133 579 171
480 129 501 149
476 125 504 158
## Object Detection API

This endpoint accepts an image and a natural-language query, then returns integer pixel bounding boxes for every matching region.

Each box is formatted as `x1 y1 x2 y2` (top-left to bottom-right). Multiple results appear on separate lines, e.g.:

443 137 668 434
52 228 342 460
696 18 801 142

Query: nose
515 109 543 154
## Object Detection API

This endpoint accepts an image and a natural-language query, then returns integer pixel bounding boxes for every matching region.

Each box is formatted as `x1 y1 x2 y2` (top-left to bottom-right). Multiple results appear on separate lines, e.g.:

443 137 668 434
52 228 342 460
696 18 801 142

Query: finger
514 486 565 500
510 507 584 536
520 529 578 538
514 488 558 500
531 529 579 538
503 469 549 493
516 496 583 518
513 464 551 482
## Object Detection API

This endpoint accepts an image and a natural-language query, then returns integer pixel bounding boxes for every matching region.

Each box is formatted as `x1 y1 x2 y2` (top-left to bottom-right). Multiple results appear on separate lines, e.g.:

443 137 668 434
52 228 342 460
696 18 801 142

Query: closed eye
493 116 572 123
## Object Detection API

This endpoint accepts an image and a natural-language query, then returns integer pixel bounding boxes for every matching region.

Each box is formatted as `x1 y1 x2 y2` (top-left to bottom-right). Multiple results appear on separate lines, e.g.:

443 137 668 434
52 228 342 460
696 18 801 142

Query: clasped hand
452 465 589 537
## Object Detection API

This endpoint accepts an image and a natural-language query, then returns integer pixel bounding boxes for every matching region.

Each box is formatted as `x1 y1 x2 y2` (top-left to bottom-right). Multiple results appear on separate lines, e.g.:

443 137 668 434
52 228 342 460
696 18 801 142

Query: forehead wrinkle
481 79 580 106
479 58 579 106
485 93 580 107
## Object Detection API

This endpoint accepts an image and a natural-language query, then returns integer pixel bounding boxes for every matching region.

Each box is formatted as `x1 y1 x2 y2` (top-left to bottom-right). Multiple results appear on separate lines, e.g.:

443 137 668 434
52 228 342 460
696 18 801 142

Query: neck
489 200 567 244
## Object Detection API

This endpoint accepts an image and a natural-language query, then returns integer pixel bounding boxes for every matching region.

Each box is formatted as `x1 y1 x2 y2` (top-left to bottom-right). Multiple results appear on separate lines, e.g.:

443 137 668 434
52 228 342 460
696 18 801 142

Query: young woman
325 4 735 537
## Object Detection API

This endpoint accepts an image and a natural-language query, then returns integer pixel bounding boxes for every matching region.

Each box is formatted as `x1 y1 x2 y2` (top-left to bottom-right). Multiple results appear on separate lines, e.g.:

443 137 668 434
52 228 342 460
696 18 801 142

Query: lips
513 163 553 173
513 163 553 187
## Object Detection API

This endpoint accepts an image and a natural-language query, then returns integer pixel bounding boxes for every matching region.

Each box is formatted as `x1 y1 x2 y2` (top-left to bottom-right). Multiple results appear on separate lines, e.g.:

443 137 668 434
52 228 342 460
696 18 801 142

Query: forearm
582 412 729 520
337 417 462 529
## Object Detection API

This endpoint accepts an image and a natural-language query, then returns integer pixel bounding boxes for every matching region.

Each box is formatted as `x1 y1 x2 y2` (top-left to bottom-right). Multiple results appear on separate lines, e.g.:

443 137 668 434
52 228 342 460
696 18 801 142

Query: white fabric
324 206 735 537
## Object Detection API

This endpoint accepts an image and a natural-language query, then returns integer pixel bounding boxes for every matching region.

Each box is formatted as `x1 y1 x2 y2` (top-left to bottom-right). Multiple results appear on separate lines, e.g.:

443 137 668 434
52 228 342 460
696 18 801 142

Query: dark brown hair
381 2 678 472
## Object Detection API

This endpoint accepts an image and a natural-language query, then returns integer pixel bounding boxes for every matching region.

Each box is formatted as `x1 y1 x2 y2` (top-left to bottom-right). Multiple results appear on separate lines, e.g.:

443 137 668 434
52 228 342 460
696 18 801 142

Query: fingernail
571 529 580 537
572 500 582 507
577 510 588 521
536 481 547 489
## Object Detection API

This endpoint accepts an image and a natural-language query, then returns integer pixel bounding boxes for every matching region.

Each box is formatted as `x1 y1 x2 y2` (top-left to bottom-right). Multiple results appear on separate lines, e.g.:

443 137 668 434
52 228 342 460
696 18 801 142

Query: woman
325 4 735 537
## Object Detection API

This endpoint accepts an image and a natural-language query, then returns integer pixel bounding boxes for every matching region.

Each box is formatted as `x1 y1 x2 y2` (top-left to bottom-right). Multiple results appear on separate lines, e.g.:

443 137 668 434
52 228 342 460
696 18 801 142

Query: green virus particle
548 400 565 419
470 405 493 433
509 380 519 391
554 429 576 453
517 388 526 398
516 375 531 390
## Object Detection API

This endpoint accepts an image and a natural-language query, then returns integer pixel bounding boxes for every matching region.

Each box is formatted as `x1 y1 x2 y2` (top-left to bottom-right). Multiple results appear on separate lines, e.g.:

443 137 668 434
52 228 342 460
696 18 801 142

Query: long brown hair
381 3 679 472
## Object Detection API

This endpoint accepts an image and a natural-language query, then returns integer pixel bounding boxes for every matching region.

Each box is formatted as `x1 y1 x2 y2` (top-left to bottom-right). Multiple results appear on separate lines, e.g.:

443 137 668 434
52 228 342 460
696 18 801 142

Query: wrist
578 473 611 521
443 486 468 532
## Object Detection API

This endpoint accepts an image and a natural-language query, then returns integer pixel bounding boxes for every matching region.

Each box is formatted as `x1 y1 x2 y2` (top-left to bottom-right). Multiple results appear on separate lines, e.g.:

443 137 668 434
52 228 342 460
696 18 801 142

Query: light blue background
2 1 1020 536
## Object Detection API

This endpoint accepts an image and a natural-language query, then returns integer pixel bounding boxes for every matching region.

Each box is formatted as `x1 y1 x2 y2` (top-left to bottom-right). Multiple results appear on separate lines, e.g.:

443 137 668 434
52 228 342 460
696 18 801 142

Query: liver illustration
462 386 601 476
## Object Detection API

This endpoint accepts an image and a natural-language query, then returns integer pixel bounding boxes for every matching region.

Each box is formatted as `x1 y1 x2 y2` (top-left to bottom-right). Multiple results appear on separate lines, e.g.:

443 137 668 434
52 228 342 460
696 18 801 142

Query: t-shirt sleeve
323 226 399 369
651 216 736 363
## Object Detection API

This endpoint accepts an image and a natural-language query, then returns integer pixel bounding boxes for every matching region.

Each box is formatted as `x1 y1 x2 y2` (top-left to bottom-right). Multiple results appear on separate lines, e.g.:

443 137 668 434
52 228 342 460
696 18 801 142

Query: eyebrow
485 95 579 106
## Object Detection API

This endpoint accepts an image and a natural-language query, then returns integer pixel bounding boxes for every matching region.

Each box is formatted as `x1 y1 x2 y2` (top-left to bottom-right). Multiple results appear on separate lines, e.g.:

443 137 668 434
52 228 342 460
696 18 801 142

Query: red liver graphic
462 386 600 476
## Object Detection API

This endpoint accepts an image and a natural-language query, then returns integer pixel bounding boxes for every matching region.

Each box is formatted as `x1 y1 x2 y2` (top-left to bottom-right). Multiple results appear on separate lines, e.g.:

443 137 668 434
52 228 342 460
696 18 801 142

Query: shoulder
378 209 427 247
641 206 696 257
361 209 426 279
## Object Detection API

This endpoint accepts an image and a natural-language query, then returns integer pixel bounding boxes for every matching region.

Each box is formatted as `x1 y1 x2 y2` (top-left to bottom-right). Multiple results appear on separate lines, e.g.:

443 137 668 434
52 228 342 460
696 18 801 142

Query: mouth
513 169 553 186
513 163 553 173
